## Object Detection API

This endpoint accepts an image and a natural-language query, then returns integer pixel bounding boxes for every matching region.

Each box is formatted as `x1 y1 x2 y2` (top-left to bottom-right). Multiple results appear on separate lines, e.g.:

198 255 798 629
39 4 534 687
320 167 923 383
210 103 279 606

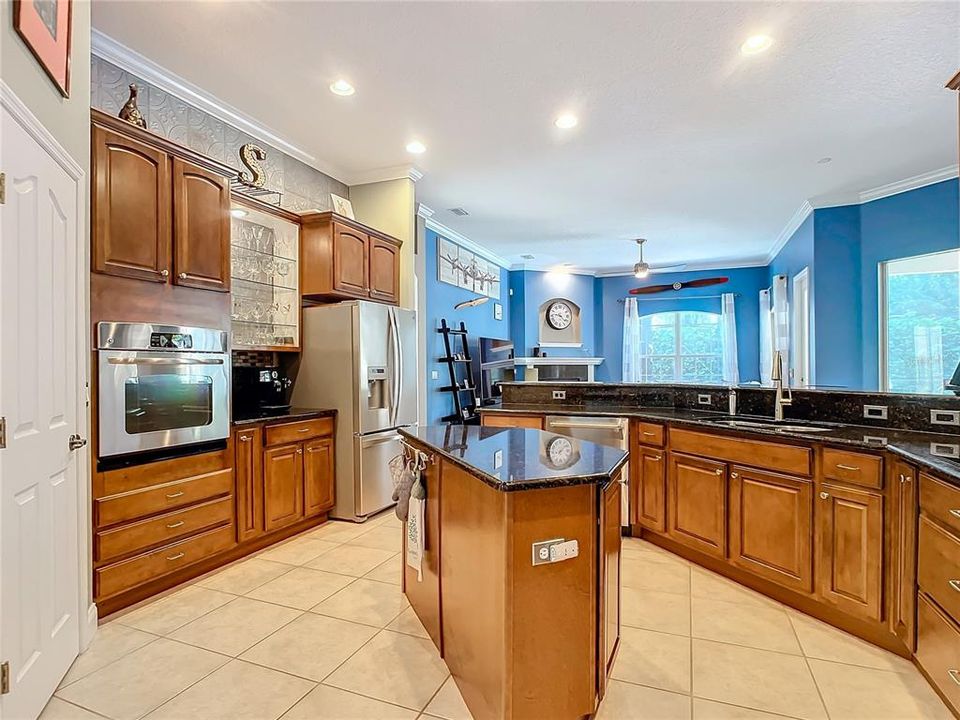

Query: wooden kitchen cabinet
93 125 171 282
667 452 728 558
304 437 335 516
263 444 305 532
91 110 234 291
634 445 666 532
234 426 264 543
172 158 231 292
403 454 442 651
729 466 813 593
817 483 884 622
300 211 402 304
891 460 918 648
599 478 622 692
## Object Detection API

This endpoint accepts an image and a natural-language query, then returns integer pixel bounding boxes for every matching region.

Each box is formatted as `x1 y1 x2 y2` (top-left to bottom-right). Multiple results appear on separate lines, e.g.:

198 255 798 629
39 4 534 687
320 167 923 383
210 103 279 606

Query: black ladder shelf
437 319 480 424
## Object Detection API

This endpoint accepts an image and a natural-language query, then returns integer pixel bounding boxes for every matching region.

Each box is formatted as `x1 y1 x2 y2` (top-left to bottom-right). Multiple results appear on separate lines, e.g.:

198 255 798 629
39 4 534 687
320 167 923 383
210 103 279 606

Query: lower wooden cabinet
600 478 622 689
891 460 918 648
263 444 305 532
235 426 264 543
667 452 727 558
729 466 813 593
916 593 960 713
634 445 666 532
304 437 335 516
816 482 884 622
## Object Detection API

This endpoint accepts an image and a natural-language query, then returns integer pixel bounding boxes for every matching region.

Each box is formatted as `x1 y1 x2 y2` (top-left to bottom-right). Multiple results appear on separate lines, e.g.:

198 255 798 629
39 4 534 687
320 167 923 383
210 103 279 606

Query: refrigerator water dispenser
367 366 389 409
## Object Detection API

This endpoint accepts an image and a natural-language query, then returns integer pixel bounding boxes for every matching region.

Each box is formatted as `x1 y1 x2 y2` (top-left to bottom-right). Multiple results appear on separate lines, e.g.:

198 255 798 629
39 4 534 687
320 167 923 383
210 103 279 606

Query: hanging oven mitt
406 476 427 581
393 459 416 522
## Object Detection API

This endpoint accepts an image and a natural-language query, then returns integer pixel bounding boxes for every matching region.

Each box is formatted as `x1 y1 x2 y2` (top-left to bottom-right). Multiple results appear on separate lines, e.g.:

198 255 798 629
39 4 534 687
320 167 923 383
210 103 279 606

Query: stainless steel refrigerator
293 301 418 522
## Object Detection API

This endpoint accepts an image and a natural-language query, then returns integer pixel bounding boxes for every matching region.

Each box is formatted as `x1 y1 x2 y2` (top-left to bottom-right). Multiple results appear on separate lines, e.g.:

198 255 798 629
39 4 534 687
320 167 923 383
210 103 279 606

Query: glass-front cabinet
230 202 300 350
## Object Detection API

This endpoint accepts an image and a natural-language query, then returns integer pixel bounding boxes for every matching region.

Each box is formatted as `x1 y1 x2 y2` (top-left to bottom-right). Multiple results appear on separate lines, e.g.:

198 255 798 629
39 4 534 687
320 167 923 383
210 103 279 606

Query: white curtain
622 297 643 382
759 288 773 385
771 274 791 384
720 293 740 385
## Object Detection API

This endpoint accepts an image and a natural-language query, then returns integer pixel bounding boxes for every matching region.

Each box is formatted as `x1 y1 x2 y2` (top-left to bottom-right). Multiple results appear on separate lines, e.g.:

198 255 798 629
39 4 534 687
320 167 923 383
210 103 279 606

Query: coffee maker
233 365 294 420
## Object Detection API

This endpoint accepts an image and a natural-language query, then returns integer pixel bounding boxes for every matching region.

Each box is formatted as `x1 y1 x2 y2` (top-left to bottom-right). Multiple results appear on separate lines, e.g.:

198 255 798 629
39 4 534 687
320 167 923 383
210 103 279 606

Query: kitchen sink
705 418 835 433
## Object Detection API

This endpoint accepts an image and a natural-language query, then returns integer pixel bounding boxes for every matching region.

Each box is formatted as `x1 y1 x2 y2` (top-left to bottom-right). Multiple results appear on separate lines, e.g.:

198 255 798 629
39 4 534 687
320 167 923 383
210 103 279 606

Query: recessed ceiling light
230 208 248 218
406 140 426 154
554 113 578 129
740 34 774 56
817 157 832 164
329 79 355 96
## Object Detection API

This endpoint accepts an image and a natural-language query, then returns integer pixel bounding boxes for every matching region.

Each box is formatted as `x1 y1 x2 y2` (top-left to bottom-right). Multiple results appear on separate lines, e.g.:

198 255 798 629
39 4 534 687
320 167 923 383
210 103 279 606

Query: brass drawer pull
836 464 860 472
949 579 960 593
950 509 960 519
165 491 185 499
167 552 185 561
949 669 960 687
166 521 185 529
298 428 310 433
642 431 657 437
240 436 252 442
652 455 662 462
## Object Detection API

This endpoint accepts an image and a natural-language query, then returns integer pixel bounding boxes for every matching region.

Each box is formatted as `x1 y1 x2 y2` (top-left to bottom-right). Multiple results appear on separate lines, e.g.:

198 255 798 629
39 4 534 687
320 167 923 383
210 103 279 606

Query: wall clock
546 301 573 330
545 436 574 467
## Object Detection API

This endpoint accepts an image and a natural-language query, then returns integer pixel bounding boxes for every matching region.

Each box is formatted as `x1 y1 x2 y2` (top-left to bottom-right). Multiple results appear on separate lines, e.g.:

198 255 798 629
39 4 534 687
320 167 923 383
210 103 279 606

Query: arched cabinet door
172 157 231 292
332 223 369 296
93 126 171 282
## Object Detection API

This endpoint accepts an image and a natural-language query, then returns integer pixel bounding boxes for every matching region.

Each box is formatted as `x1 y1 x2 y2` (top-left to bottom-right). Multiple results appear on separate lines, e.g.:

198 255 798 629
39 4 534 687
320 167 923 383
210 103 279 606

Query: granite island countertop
232 407 337 427
479 404 960 486
399 424 628 492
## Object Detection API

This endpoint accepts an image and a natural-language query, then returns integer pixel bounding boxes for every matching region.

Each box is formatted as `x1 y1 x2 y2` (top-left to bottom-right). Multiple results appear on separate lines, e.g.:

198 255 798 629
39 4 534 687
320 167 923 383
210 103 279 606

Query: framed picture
14 0 73 98
330 193 355 219
437 236 501 299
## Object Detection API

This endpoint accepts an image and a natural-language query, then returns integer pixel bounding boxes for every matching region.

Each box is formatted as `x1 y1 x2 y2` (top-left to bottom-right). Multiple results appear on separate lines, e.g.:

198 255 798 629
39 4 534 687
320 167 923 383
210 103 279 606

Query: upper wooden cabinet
301 212 402 305
91 109 234 293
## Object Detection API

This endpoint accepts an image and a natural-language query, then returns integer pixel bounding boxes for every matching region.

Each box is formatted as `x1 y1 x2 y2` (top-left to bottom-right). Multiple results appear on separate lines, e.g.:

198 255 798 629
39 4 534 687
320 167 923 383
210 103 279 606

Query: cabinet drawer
670 428 811 477
916 594 960 714
920 473 960 537
919 515 960 624
95 469 233 528
821 448 883 489
96 496 234 564
95 524 235 600
264 417 334 446
481 413 543 430
637 422 665 447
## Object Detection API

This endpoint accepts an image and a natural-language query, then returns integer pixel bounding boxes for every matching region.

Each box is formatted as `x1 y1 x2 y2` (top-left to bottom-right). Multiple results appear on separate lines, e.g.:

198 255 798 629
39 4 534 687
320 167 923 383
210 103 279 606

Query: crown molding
90 30 363 184
416 203 435 219
765 201 813 264
858 164 959 204
348 164 424 186
424 216 511 269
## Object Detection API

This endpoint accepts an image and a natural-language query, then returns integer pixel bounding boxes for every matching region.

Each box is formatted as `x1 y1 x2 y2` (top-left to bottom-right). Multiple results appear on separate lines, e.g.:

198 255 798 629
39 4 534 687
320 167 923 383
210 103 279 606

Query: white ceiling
92 1 960 273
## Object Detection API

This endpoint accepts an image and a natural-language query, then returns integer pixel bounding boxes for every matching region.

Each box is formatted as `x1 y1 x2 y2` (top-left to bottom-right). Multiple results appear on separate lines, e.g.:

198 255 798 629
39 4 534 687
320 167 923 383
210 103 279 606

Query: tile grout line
786 611 833 720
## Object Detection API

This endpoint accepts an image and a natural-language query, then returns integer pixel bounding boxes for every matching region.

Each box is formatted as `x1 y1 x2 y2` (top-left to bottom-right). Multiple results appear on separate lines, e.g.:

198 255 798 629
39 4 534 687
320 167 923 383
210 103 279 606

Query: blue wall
424 229 512 424
596 268 767 383
512 270 599 357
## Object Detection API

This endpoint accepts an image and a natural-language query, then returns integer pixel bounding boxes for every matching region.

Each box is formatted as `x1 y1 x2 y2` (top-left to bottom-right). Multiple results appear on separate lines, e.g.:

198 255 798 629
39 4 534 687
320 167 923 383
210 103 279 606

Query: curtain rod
617 293 740 303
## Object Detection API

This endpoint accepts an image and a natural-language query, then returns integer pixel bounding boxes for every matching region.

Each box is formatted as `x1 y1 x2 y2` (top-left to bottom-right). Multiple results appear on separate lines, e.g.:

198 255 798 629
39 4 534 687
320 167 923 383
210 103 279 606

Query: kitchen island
398 424 628 720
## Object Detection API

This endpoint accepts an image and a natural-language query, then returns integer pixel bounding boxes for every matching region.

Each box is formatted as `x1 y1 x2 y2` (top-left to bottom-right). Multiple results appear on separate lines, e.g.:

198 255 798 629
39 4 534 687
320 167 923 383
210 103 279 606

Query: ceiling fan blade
683 277 729 288
628 276 729 295
628 283 676 295
648 264 688 274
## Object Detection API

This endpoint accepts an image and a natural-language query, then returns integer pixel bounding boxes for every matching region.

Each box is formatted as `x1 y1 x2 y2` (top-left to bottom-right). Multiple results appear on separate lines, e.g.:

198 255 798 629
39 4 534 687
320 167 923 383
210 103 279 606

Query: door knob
68 434 87 451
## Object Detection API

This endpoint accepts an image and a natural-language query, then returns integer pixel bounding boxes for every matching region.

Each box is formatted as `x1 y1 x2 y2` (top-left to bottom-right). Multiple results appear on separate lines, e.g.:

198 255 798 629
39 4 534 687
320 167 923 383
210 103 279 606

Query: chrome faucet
771 350 792 421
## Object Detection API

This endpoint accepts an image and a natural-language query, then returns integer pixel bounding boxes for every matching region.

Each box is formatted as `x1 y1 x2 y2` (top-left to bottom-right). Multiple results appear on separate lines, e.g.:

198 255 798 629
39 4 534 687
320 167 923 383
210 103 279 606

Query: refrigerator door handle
394 308 404 429
388 307 401 429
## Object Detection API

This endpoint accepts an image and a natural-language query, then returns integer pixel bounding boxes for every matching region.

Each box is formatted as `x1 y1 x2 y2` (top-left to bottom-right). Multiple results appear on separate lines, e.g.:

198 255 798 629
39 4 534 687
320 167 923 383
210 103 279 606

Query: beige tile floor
45 522 952 720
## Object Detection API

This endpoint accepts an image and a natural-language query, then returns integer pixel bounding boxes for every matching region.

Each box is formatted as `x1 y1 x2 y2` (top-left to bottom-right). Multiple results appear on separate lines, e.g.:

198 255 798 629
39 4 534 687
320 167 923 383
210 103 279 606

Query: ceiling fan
629 277 729 295
632 239 687 278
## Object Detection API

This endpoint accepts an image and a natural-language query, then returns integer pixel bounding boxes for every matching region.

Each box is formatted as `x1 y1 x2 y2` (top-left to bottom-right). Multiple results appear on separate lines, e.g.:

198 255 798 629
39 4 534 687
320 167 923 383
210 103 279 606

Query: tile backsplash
91 55 350 214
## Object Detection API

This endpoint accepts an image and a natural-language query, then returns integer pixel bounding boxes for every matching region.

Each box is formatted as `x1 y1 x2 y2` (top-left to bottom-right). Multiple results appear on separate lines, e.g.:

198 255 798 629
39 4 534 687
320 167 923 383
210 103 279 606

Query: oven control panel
149 332 193 349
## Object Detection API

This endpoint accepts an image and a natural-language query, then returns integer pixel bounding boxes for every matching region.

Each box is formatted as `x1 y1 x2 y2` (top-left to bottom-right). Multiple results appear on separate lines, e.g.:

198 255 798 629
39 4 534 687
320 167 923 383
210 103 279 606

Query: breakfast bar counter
398 425 628 720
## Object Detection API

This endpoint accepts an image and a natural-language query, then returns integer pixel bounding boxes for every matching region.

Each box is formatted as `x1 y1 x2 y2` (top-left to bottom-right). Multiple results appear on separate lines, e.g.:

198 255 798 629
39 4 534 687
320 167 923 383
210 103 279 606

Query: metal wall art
438 236 501 299
238 143 267 187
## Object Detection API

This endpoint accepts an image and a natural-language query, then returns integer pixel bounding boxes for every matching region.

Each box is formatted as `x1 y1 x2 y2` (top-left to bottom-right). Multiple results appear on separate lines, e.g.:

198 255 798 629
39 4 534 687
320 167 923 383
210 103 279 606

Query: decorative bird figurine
119 84 146 128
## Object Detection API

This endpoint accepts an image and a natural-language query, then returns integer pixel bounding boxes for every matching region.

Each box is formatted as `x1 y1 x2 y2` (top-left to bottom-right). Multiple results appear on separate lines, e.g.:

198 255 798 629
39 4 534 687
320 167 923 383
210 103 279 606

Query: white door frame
791 268 811 388
0 80 95 715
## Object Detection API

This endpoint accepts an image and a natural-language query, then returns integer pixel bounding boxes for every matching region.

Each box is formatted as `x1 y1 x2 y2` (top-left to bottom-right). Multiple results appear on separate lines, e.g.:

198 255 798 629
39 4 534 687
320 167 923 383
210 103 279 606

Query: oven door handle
106 357 225 366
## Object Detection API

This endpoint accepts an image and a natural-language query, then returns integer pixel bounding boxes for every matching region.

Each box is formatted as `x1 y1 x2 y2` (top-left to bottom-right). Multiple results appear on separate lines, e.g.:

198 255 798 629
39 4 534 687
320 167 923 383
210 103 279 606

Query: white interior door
791 268 811 388
1 87 87 720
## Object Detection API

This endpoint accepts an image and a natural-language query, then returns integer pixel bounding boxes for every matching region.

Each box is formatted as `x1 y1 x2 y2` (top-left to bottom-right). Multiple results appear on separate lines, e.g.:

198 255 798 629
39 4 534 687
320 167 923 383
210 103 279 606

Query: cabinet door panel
93 126 170 282
263 444 304 532
332 224 369 296
235 427 263 543
172 158 231 291
817 483 883 622
667 453 727 558
891 460 917 648
601 479 622 688
635 446 666 532
304 437 335 516
729 466 813 593
368 237 400 304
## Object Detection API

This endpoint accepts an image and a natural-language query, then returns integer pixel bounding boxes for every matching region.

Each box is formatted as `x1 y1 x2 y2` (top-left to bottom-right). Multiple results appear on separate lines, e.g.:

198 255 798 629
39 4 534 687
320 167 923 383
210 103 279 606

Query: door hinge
1 660 10 694
0 172 5 204
0 417 6 449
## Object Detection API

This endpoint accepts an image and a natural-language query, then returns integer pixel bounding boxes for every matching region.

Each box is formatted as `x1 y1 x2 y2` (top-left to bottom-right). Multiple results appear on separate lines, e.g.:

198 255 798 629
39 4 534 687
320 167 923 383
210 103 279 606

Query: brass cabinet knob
715 468 723 476
731 472 739 479
297 448 303 455
178 272 187 280
160 269 170 277
819 491 830 500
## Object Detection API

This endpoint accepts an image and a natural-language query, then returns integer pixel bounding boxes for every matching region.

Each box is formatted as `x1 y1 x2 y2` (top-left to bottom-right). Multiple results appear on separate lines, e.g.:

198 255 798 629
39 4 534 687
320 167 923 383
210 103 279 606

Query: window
637 311 723 383
881 249 960 394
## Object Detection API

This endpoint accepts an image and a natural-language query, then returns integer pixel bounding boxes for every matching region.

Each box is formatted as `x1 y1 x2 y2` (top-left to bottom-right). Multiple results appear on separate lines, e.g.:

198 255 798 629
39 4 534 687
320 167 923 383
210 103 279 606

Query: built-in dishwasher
544 416 629 527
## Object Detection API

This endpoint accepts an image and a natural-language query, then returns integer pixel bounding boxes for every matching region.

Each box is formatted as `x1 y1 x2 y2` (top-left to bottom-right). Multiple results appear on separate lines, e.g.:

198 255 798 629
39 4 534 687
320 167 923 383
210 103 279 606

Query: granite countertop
479 404 960 486
399 425 628 493
232 407 337 427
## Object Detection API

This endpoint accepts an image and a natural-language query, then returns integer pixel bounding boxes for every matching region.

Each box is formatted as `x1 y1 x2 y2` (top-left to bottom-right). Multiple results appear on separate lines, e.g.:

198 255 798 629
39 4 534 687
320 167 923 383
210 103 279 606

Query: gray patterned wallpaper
91 56 349 212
